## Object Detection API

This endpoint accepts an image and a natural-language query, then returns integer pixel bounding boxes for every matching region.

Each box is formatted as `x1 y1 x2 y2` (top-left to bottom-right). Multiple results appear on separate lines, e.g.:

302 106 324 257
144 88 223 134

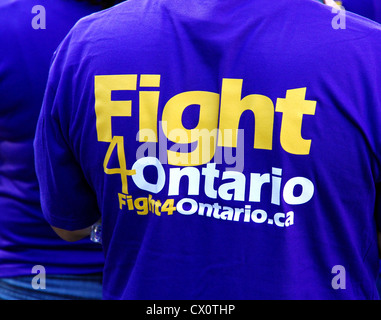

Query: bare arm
51 226 92 242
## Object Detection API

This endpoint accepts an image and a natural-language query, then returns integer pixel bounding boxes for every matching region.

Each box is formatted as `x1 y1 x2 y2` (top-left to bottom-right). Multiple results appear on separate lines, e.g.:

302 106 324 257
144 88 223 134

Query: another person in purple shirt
0 0 119 300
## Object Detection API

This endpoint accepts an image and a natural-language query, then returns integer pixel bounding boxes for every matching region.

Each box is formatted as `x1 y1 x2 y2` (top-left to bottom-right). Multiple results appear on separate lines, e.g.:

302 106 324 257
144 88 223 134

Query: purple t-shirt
0 0 104 277
35 0 381 299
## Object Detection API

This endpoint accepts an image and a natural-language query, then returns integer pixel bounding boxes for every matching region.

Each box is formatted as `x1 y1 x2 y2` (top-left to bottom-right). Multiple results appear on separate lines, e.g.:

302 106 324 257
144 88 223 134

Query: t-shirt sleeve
34 34 100 231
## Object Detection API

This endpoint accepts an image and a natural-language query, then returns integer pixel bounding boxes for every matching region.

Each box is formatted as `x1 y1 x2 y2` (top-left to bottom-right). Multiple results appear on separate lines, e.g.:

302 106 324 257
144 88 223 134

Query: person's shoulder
62 0 148 55
344 6 381 32
300 0 381 48
342 8 381 51
296 0 381 32
72 1 135 33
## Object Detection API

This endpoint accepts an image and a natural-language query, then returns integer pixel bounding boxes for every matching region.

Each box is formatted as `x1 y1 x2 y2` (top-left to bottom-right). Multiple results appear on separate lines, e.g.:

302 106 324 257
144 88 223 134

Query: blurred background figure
338 0 381 300
319 0 341 9
319 0 381 300
316 0 341 8
341 0 381 23
0 0 120 300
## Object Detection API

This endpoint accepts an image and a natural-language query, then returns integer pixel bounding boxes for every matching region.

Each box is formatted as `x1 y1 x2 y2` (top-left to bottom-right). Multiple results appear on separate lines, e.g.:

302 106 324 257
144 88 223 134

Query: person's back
0 0 105 299
35 0 381 299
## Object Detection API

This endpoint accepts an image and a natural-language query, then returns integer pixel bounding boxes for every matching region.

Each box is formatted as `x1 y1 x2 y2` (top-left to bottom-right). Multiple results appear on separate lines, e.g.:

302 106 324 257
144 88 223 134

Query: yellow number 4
103 136 136 194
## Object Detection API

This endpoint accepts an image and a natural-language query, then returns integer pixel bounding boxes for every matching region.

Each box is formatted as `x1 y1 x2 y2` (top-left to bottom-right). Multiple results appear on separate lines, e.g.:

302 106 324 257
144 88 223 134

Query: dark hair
76 0 124 9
